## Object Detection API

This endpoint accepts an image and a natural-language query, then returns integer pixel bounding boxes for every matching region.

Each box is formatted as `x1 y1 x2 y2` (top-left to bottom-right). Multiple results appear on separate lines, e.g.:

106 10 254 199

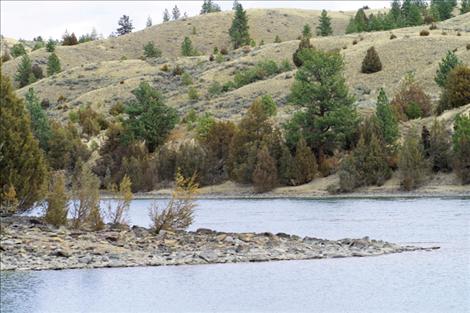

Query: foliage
428 119 452 172
201 0 221 14
71 164 102 229
181 36 196 56
47 52 61 76
123 82 178 152
292 38 314 68
437 65 470 114
317 10 333 36
229 3 250 49
391 73 432 120
435 51 462 87
77 105 108 136
181 72 193 85
375 88 399 145
31 64 44 80
116 15 134 36
274 35 282 43
146 16 153 28
44 171 69 227
188 86 199 101
361 46 382 74
62 31 78 45
259 95 277 117
25 88 51 151
453 114 470 184
149 172 198 234
252 145 278 193
11 43 26 58
399 129 428 190
293 137 317 185
15 55 35 88
302 24 312 39
46 39 56 52
461 0 470 14
143 41 162 58
195 113 216 140
105 175 132 225
0 72 48 214
172 5 181 20
208 81 222 97
419 29 430 36
163 9 170 22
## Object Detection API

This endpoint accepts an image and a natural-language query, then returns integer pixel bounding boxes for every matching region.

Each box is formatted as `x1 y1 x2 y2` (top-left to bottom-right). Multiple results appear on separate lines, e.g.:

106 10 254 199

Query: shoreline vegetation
0 216 439 272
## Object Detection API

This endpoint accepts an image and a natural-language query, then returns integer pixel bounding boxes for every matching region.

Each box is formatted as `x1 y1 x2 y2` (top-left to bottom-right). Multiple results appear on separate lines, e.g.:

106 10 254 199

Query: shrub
208 81 222 97
15 55 34 88
226 59 289 91
11 43 26 58
188 86 199 101
252 145 278 193
68 111 79 123
209 54 215 61
181 36 196 56
361 46 382 74
453 114 470 184
78 105 108 136
429 22 437 30
428 119 452 172
292 38 314 68
391 73 432 120
105 175 132 225
420 29 430 36
172 65 183 76
110 102 125 116
32 64 44 80
220 47 228 55
250 39 256 47
47 53 61 76
175 142 209 183
467 44 470 50
352 39 358 45
71 164 102 229
390 34 397 39
437 66 470 114
215 53 224 63
181 72 193 85
274 35 282 43
160 64 170 72
143 41 162 58
293 137 317 185
46 39 56 52
399 129 428 191
195 113 216 140
148 172 198 234
44 172 69 227
435 51 462 87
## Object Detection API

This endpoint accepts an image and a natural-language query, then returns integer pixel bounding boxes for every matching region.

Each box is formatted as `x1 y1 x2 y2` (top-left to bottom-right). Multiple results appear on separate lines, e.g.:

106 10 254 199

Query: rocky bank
0 217 439 271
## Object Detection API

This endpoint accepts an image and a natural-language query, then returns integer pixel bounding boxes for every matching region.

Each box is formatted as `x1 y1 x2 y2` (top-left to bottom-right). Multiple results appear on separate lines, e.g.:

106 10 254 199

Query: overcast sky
1 1 390 40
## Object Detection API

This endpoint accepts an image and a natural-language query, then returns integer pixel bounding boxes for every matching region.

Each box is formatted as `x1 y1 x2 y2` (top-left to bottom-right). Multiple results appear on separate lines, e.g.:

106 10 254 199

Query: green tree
399 129 428 190
46 39 56 52
302 24 312 39
431 0 455 20
293 137 317 185
116 15 134 36
0 72 48 214
123 82 178 152
375 88 398 145
181 36 195 56
11 43 26 58
229 3 250 49
428 119 452 172
71 164 102 229
390 0 402 21
461 0 470 14
15 55 35 87
286 49 358 160
44 171 69 227
317 10 333 36
25 88 51 151
453 114 470 184
143 41 162 58
47 52 61 76
361 46 382 74
252 145 278 193
437 65 470 113
201 0 221 14
435 50 462 87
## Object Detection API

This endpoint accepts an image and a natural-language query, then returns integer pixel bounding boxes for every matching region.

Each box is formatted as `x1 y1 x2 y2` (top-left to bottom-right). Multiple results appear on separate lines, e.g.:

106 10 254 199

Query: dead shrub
420 29 430 36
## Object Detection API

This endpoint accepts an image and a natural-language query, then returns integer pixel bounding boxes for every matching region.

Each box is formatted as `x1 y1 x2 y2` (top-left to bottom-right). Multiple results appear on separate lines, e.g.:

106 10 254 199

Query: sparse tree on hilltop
163 9 170 22
116 15 134 36
317 10 333 36
146 16 153 27
229 3 250 49
172 5 181 20
201 0 221 14
46 39 56 52
302 24 312 39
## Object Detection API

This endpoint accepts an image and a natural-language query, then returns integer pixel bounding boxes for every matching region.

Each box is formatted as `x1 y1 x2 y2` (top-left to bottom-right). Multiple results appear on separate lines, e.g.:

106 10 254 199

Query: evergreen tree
431 0 455 20
361 46 382 73
0 72 48 214
71 164 102 229
181 36 195 56
286 49 358 159
229 3 250 49
31 64 44 80
435 50 462 87
405 3 424 25
172 5 181 20
15 55 35 88
429 119 452 172
302 24 312 39
25 88 51 151
201 0 221 14
453 114 470 184
390 0 402 21
354 8 369 32
143 41 162 58
45 171 69 227
437 65 470 113
146 16 153 27
123 82 178 152
252 145 278 193
278 144 297 186
292 37 314 68
461 0 470 14
399 129 428 190
293 137 317 185
46 39 56 52
375 88 398 145
116 15 134 36
62 31 78 45
47 52 61 76
163 9 170 22
316 10 333 36
11 43 26 58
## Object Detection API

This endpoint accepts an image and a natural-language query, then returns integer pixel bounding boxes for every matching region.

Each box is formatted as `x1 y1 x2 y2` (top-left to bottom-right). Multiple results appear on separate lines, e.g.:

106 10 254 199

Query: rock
238 233 255 242
52 249 71 258
196 228 214 235
276 232 291 239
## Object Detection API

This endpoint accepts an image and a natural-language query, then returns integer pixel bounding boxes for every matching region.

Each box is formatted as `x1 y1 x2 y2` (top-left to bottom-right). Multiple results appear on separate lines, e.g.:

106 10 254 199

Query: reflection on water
3 198 470 313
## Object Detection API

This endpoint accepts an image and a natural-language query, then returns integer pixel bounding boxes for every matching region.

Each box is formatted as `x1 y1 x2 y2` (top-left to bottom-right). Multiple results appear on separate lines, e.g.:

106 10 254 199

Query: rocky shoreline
0 217 439 272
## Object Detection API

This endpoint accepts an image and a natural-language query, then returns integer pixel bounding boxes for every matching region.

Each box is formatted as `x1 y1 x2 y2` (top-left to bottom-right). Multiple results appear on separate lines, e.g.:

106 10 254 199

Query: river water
1 198 469 313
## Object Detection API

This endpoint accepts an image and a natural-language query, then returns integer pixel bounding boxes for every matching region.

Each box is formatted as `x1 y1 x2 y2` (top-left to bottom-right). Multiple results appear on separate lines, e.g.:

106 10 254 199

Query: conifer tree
143 41 162 58
25 88 51 151
45 172 69 227
46 39 56 52
317 10 333 36
229 3 250 49
429 119 452 172
163 9 170 22
293 137 317 185
399 129 428 190
201 0 221 14
278 144 297 186
31 64 44 80
71 164 102 229
361 46 382 73
181 36 195 56
302 24 312 39
172 5 181 20
252 145 278 193
146 16 153 27
435 50 462 87
0 72 48 214
461 0 470 14
47 52 61 76
453 114 470 184
375 88 398 145
116 15 134 36
390 0 402 21
15 55 35 87
292 37 314 68
437 65 470 113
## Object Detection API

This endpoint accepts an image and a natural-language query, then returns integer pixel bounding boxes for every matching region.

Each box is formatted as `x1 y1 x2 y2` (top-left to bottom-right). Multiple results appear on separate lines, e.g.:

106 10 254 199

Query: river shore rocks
0 217 439 272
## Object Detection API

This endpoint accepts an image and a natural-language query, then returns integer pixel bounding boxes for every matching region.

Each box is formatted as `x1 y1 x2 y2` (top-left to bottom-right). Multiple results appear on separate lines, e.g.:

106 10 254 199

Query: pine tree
163 9 170 22
390 0 402 21
437 65 470 113
287 49 358 159
201 0 221 14
361 46 382 73
146 16 152 27
292 37 314 68
429 119 452 172
181 36 195 56
143 41 162 58
435 50 462 87
0 72 48 214
15 55 35 87
47 52 61 76
116 15 134 36
252 145 278 193
293 137 317 185
278 144 297 186
453 114 470 184
461 0 470 14
375 88 398 145
302 24 312 39
62 31 78 45
46 39 56 52
399 129 428 190
25 88 51 151
229 3 250 49
11 43 26 58
45 171 69 227
316 10 333 36
172 5 181 20
31 64 43 80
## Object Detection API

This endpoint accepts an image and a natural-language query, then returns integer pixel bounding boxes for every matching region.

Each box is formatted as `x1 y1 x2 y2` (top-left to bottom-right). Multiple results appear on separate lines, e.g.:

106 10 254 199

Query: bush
160 64 170 72
352 39 358 45
47 53 61 76
32 64 44 80
188 86 199 101
11 43 26 58
181 36 196 56
293 137 317 185
252 145 278 193
435 51 462 88
429 22 437 30
292 38 314 68
44 172 69 227
78 105 108 136
274 35 282 43
215 53 224 63
110 102 125 116
104 175 132 225
361 46 382 74
428 119 452 172
453 114 470 184
390 34 397 39
391 73 432 121
420 29 430 36
399 129 428 191
437 66 470 114
143 41 162 58
181 72 193 85
220 47 228 55
208 81 222 97
148 172 198 234
71 164 102 229
46 39 56 52
467 44 470 50
172 65 183 76
225 60 288 91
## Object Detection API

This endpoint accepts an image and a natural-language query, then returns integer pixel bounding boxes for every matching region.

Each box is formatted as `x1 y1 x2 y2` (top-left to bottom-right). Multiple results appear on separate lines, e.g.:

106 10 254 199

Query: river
1 198 469 313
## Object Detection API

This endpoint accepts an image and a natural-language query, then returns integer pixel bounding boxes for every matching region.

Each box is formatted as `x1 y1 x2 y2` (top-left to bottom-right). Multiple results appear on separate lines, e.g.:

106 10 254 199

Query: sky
1 1 390 40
